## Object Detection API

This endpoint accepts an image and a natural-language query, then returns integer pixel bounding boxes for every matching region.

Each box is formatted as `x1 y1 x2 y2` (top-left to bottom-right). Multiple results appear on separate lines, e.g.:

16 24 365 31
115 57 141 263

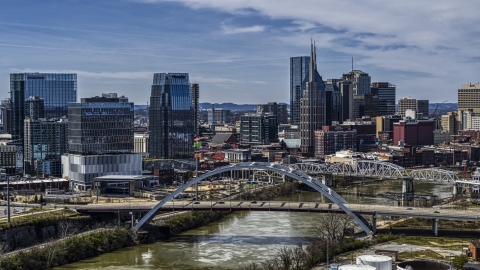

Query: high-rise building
190 83 199 136
24 96 45 120
1 99 12 134
393 119 435 146
10 73 77 143
441 112 459 134
207 108 231 124
339 80 353 122
148 73 194 159
240 114 278 145
371 82 396 116
398 97 429 117
325 84 342 125
353 94 379 119
300 42 325 157
376 115 402 138
257 102 288 124
342 70 371 95
290 56 310 124
68 93 134 155
24 118 68 176
314 127 356 158
458 84 480 113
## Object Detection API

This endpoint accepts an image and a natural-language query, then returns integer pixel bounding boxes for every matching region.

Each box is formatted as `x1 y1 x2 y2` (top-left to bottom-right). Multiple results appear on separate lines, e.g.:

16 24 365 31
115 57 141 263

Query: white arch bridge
133 162 373 234
290 160 459 182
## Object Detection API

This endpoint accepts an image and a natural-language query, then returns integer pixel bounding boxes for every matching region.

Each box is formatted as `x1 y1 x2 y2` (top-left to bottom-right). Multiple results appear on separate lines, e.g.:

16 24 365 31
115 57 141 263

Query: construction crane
432 100 447 116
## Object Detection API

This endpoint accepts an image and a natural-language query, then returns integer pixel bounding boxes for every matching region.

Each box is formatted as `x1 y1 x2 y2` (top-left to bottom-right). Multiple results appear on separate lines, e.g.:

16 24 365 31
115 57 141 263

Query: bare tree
291 244 306 270
260 259 279 270
313 212 354 243
45 242 61 268
277 246 293 270
59 220 76 247
238 261 260 270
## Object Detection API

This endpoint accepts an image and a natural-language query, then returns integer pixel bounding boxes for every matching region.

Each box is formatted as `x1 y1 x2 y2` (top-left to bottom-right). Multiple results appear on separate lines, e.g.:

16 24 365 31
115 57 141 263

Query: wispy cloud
221 23 265 35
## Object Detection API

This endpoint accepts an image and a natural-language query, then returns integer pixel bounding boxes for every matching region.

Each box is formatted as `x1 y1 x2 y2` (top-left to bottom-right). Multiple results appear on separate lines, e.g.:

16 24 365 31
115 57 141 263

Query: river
55 179 453 269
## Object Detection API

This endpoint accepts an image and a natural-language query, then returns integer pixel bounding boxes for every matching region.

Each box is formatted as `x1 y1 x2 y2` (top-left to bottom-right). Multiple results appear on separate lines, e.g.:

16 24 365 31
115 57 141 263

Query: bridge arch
134 162 372 235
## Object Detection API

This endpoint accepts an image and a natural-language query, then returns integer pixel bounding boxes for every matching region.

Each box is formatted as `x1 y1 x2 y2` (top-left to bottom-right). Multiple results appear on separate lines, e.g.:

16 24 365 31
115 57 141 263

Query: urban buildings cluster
0 42 479 194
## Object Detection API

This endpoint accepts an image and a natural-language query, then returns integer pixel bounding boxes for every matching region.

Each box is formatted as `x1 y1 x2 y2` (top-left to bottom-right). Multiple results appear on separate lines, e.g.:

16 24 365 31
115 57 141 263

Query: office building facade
314 128 356 158
339 80 353 122
325 84 342 125
398 97 429 118
257 102 288 124
207 108 231 124
290 56 310 124
190 83 199 136
24 118 68 176
300 43 326 157
240 114 278 145
342 70 371 95
24 96 45 120
393 120 435 146
371 82 396 116
1 99 11 134
68 94 134 155
10 73 77 143
148 73 194 159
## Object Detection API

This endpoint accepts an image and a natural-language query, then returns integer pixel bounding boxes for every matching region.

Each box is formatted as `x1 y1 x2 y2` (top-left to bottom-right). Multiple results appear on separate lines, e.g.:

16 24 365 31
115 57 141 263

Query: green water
55 179 453 269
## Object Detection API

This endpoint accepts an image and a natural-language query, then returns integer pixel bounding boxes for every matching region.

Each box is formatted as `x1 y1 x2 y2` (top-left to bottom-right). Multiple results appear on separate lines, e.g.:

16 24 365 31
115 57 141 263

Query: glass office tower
290 56 310 125
10 73 77 143
148 73 194 159
68 94 134 155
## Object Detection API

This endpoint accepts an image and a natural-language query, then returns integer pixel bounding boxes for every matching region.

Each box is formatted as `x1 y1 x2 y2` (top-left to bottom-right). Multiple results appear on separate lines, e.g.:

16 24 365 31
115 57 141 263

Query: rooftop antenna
351 57 354 72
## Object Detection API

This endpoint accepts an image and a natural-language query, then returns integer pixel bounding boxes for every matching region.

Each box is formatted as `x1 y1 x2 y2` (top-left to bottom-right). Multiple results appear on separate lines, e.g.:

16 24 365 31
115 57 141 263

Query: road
75 200 480 222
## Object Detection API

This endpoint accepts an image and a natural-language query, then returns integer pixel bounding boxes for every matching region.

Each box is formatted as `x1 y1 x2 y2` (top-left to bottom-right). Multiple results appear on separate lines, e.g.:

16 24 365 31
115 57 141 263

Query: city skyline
1 1 479 104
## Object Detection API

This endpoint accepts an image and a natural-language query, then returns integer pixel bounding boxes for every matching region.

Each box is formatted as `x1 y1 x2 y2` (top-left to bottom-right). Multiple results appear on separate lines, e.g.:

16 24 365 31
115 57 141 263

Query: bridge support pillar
402 177 414 206
321 174 334 187
372 214 377 234
453 184 459 197
432 218 439 236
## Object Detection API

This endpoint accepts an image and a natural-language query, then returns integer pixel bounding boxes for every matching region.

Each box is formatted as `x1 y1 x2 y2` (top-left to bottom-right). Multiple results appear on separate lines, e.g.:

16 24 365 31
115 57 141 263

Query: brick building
314 127 356 158
393 120 434 146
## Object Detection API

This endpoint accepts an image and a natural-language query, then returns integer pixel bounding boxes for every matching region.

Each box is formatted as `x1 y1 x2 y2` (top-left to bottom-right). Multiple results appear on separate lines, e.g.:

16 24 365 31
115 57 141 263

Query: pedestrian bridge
290 161 459 182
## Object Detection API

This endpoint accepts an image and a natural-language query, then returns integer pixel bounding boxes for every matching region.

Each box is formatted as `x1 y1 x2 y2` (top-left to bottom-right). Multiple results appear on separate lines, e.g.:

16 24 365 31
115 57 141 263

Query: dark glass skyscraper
300 43 326 157
371 82 396 116
10 73 77 143
148 73 194 159
68 93 134 155
290 56 310 125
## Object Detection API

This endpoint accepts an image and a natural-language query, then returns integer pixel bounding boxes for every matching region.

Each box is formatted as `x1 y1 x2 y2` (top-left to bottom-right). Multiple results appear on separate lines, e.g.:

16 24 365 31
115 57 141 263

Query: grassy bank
162 211 230 235
0 227 134 270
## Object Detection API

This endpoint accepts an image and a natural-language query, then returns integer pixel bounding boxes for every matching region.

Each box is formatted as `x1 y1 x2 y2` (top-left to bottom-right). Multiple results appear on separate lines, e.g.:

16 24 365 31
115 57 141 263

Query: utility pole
7 177 10 222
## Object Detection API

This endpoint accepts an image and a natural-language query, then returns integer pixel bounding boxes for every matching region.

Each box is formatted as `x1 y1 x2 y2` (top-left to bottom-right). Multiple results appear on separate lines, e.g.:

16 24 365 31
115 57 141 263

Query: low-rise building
224 149 251 163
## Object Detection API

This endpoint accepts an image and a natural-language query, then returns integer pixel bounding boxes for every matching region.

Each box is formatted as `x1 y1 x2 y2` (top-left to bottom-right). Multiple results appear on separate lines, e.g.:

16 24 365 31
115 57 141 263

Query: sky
1 0 479 105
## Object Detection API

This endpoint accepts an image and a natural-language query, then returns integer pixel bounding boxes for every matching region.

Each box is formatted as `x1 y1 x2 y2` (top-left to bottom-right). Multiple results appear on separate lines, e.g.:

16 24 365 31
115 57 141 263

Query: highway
75 200 480 222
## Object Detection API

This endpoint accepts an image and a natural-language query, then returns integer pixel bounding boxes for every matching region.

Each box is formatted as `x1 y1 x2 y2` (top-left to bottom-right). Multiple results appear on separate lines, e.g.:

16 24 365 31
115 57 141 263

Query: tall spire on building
309 39 316 82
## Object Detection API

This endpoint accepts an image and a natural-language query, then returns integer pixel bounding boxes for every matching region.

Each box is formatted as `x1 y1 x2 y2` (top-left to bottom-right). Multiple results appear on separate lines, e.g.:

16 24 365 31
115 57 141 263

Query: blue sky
1 0 479 105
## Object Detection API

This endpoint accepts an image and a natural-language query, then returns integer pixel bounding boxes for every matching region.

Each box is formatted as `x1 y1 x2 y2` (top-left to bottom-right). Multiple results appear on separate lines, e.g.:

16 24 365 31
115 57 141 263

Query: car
406 207 413 210
251 201 257 204
193 201 200 204
433 210 440 213
218 201 225 204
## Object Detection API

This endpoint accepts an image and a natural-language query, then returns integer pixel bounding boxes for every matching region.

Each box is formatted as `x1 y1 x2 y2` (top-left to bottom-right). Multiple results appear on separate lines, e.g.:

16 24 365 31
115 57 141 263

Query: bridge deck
76 201 480 222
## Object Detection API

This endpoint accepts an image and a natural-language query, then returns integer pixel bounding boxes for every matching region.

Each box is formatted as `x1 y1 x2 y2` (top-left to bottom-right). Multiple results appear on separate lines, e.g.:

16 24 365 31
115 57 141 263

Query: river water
55 179 453 270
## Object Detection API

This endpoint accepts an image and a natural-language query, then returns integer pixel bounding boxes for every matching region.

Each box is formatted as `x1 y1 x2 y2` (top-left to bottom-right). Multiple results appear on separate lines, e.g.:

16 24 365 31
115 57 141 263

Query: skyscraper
190 83 199 137
10 73 77 143
371 82 396 116
148 73 194 159
68 93 134 155
257 102 288 124
325 84 342 125
66 93 139 191
24 118 68 176
290 56 310 124
339 80 353 122
342 70 371 95
398 97 429 117
24 96 45 120
300 42 326 157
